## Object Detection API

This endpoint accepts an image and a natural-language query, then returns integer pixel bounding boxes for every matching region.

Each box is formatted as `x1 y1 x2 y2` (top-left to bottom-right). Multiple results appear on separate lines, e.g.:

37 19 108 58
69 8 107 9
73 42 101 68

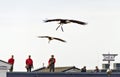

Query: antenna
42 63 44 67
102 52 118 69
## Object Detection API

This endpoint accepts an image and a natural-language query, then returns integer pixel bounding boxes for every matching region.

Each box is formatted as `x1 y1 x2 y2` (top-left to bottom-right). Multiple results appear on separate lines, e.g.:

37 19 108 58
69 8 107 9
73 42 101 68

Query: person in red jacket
48 55 56 72
8 55 14 72
25 55 33 72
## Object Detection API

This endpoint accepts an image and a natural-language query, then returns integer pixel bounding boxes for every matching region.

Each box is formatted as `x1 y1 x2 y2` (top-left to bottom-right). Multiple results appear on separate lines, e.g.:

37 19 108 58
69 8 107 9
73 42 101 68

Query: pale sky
0 0 120 71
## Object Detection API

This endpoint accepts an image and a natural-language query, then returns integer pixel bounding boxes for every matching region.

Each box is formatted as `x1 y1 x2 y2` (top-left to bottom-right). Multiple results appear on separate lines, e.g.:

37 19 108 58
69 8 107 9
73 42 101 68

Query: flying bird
44 18 87 32
38 36 66 43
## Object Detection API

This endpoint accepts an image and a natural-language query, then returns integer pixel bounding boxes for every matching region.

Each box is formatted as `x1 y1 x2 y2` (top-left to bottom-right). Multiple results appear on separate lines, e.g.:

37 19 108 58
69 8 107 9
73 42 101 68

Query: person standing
81 66 86 72
94 66 99 72
47 55 56 72
25 55 33 72
8 55 14 72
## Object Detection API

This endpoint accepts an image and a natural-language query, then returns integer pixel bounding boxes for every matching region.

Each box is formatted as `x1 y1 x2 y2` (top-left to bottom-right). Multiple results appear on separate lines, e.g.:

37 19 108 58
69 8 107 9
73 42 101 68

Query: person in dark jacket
81 66 86 72
94 66 99 72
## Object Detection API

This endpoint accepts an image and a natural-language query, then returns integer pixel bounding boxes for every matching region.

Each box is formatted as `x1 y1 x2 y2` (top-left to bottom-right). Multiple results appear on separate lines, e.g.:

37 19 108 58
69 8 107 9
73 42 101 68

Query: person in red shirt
8 55 14 72
25 55 33 72
48 55 56 72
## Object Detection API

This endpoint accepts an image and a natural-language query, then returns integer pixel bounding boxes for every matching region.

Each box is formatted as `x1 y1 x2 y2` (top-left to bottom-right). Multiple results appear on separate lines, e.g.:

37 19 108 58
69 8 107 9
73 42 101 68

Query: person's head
11 55 14 58
28 55 31 58
96 66 98 69
84 66 86 69
51 55 54 58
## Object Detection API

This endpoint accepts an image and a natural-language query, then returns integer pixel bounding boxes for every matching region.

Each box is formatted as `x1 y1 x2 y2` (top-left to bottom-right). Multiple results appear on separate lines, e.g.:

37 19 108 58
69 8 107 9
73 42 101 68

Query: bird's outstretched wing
44 19 64 22
53 37 66 42
38 36 50 38
69 19 87 25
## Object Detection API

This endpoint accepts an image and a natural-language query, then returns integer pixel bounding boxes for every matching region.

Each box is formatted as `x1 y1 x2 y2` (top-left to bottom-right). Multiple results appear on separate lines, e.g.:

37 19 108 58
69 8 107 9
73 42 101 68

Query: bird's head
48 37 53 40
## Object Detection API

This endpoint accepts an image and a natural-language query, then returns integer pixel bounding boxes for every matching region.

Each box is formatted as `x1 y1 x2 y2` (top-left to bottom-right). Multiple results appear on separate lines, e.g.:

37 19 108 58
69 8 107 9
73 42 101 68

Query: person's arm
54 58 56 63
